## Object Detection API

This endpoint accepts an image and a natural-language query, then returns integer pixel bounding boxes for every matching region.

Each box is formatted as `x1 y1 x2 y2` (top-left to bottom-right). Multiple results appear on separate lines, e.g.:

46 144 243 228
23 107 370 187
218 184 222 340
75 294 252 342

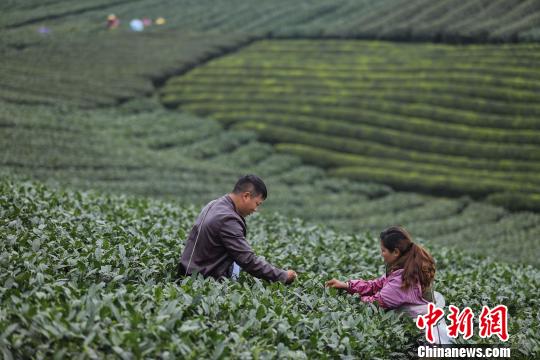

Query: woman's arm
326 275 386 295
360 273 409 309
347 275 386 296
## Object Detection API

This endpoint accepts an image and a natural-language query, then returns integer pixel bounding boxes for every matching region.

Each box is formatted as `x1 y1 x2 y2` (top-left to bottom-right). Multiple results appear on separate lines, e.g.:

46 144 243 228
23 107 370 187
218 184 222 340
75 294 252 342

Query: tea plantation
1 0 540 358
2 0 540 41
161 39 540 212
0 30 247 108
3 100 540 268
1 179 539 359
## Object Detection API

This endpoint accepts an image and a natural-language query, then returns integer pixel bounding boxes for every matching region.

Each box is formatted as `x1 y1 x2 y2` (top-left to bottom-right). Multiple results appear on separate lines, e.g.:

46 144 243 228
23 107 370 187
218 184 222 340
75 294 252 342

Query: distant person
37 26 51 35
106 14 120 30
129 19 144 32
325 225 452 344
142 17 152 27
177 175 297 284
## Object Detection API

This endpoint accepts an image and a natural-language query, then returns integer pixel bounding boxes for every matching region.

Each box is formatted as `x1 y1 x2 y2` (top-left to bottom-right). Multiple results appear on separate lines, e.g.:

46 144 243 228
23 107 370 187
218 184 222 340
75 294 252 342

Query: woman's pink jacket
347 269 428 314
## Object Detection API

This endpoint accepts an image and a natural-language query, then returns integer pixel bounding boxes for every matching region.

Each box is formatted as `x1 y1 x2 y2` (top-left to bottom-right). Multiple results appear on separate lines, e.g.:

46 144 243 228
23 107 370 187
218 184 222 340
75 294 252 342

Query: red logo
447 305 474 340
416 303 445 343
479 305 509 341
416 304 509 343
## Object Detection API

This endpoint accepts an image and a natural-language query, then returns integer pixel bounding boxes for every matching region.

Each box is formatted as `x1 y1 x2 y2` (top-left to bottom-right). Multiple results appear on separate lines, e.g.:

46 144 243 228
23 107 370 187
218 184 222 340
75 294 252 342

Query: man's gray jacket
177 195 288 283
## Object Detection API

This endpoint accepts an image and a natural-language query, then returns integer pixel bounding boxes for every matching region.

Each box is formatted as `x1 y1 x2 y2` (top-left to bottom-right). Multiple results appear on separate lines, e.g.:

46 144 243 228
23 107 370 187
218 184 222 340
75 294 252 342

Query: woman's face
380 241 399 265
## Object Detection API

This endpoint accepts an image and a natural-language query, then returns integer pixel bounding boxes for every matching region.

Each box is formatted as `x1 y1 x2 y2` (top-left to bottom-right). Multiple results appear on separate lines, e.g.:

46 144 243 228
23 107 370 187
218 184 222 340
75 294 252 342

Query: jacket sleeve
347 275 386 296
359 274 407 309
220 217 288 283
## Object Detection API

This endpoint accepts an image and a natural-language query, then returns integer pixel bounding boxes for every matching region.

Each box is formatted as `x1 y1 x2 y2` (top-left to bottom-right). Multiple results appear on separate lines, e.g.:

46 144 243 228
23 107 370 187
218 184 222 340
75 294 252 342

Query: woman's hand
325 278 348 290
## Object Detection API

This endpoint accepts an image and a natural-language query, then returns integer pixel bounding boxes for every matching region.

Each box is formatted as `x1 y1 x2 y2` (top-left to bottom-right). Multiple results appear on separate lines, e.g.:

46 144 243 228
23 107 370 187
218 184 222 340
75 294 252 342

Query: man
177 175 297 284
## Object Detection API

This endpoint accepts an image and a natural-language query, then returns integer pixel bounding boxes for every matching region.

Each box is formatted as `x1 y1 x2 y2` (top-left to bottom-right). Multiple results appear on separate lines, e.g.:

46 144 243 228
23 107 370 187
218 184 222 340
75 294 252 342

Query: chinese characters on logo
479 305 509 341
447 305 474 340
416 304 508 343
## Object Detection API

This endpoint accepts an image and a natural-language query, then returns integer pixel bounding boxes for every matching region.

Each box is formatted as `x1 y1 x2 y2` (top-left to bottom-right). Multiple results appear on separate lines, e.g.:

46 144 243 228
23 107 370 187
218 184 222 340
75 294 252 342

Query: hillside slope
2 0 540 42
2 101 540 267
162 39 540 212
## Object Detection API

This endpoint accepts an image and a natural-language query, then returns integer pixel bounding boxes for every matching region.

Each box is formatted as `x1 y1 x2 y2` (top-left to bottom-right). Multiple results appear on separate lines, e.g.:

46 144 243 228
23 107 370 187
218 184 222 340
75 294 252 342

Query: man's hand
285 270 297 284
325 278 348 290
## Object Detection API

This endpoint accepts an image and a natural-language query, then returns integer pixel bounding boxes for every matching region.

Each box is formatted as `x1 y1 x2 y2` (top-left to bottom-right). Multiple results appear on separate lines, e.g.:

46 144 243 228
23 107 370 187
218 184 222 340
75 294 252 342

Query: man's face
240 192 264 217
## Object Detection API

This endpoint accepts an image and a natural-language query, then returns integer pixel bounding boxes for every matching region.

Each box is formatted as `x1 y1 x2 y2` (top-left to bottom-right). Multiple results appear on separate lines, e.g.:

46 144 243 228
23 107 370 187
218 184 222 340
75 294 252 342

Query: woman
325 225 451 344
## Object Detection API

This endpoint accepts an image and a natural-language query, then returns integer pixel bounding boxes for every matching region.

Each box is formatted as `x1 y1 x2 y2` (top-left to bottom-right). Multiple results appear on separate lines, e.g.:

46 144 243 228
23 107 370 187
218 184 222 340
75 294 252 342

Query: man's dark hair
233 175 267 199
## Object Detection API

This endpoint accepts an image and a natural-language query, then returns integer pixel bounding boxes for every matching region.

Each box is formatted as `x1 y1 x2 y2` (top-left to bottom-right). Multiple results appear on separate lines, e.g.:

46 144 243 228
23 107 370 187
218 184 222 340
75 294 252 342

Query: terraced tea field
2 0 539 42
2 101 540 267
0 31 246 108
1 179 539 358
161 40 540 211
2 1 540 358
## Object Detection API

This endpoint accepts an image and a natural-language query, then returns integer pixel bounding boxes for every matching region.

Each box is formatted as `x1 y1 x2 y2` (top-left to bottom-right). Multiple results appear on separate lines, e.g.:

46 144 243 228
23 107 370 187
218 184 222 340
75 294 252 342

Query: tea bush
3 0 538 42
0 179 538 359
3 101 540 267
162 40 540 210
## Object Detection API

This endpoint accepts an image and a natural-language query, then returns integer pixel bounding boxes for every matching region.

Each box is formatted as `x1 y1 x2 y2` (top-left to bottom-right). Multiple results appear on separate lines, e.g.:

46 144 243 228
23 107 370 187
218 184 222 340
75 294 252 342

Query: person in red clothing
106 14 120 30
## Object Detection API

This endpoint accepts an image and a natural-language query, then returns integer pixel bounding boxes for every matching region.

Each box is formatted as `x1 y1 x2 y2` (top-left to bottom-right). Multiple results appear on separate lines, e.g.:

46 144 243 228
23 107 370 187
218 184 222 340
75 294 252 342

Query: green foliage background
1 0 540 358
162 40 540 211
1 180 538 359
3 101 539 268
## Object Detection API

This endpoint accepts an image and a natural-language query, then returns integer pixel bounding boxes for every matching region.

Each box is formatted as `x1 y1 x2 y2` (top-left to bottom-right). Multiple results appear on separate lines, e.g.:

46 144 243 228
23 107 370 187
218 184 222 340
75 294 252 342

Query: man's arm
220 217 290 283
